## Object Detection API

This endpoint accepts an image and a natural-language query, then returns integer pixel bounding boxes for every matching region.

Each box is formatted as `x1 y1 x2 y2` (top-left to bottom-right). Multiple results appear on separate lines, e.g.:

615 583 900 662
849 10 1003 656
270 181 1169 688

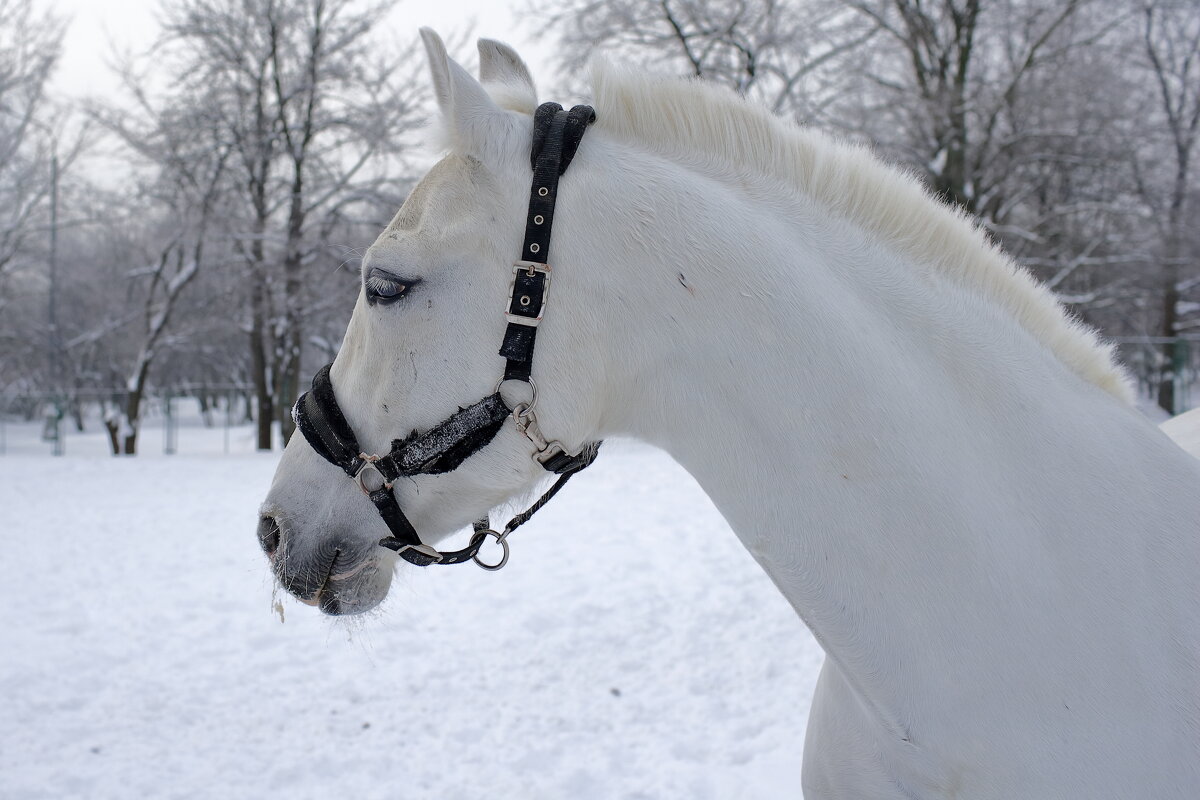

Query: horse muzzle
257 511 393 615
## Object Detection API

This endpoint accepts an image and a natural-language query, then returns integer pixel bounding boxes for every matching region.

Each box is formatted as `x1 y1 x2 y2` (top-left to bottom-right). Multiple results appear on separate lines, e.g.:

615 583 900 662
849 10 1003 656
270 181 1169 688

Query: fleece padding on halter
294 364 511 483
380 394 509 479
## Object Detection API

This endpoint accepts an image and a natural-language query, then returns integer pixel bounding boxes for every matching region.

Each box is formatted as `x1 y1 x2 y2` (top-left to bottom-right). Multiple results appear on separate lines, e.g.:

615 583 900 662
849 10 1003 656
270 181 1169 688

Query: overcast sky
45 0 554 103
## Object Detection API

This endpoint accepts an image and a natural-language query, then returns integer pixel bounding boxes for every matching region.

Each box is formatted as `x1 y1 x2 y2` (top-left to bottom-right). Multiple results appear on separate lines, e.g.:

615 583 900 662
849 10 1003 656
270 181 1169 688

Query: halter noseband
293 103 599 570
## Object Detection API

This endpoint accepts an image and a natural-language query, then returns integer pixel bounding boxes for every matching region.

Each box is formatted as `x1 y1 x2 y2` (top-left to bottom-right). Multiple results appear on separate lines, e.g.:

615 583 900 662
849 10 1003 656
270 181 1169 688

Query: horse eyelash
365 275 398 294
365 273 417 302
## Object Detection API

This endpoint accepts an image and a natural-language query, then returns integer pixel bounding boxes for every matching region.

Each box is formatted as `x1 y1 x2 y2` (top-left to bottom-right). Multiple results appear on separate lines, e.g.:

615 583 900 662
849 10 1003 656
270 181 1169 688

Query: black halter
293 103 599 569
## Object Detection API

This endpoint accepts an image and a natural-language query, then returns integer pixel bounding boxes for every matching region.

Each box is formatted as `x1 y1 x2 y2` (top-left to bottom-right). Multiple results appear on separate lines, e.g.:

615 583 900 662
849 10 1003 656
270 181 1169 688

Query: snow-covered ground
1161 406 1200 458
5 400 1197 799
0 412 821 800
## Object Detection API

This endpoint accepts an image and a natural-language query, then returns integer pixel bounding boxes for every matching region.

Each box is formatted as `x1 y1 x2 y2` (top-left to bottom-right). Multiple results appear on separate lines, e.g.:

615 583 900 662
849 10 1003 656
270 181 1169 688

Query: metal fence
0 385 259 457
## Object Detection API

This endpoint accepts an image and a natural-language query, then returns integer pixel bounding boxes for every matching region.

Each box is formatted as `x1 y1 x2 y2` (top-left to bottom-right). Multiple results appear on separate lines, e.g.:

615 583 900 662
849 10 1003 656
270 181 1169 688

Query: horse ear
478 38 537 114
421 28 452 106
420 28 515 161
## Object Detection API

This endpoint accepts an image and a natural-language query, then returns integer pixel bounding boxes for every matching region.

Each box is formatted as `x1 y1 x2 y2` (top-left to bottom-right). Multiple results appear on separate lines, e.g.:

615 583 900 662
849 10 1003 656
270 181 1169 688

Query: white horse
259 30 1200 798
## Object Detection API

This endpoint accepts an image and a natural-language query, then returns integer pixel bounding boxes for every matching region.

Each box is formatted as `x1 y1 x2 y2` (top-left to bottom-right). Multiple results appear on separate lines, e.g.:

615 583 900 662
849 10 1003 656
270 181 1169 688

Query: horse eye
365 274 415 304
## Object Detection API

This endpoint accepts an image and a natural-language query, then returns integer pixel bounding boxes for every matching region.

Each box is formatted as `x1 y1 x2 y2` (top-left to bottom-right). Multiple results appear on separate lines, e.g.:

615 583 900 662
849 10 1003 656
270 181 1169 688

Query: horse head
257 31 610 614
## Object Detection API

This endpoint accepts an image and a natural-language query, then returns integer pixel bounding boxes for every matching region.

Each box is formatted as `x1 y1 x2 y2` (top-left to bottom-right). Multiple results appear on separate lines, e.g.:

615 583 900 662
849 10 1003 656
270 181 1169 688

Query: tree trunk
1156 279 1179 415
275 152 308 445
248 167 274 451
278 254 303 446
1157 147 1190 416
279 350 300 444
103 417 120 456
121 357 153 455
199 392 213 427
250 273 273 451
122 387 142 455
69 394 84 432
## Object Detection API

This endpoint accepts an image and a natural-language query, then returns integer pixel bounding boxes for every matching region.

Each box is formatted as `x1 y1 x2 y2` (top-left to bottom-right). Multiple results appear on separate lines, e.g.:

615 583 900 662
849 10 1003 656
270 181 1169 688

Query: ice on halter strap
291 101 599 569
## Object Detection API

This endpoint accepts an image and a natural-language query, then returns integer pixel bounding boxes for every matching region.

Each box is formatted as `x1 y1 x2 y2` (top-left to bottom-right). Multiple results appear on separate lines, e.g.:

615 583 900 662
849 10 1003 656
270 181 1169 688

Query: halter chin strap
292 102 599 569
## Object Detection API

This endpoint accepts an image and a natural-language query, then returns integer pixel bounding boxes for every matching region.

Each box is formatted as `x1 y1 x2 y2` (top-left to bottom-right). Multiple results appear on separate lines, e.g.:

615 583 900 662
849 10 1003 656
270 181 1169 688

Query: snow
0 413 821 799
1161 406 1200 459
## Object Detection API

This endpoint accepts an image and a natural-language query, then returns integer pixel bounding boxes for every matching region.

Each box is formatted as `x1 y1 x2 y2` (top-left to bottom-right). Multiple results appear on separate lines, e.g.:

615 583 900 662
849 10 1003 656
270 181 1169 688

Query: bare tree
3 0 1193 429
839 0 1117 219
531 0 1200 406
529 0 875 120
0 0 64 289
92 93 231 454
531 0 1118 232
0 0 99 418
152 0 423 449
1140 0 1200 413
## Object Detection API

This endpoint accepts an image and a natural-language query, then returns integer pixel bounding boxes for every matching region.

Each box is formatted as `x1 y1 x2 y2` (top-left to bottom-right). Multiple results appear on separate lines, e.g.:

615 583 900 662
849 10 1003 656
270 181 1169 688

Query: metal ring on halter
495 376 538 418
353 455 392 496
471 529 510 571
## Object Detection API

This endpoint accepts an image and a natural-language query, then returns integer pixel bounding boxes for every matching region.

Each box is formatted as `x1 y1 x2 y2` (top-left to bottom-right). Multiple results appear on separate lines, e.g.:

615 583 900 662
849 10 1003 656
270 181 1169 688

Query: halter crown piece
293 103 599 570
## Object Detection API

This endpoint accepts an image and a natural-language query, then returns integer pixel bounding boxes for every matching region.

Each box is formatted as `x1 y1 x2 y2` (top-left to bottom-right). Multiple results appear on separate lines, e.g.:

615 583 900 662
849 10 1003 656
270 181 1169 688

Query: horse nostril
257 516 282 556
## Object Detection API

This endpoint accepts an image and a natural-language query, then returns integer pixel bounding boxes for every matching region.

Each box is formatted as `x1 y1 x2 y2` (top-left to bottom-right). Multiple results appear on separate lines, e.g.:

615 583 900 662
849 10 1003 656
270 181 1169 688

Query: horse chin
314 557 392 616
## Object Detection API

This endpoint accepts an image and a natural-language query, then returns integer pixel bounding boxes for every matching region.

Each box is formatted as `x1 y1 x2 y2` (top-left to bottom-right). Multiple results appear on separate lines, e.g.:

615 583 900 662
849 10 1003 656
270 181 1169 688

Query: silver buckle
353 454 393 495
395 542 443 564
505 261 551 327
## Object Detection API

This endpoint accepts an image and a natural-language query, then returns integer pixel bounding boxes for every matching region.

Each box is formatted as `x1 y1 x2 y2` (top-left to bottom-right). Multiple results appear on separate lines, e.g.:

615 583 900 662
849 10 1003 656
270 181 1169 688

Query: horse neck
567 143 1200 731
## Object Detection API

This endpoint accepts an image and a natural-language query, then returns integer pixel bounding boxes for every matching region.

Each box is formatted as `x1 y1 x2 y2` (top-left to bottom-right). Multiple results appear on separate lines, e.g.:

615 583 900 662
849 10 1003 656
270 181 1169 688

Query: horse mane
586 61 1135 405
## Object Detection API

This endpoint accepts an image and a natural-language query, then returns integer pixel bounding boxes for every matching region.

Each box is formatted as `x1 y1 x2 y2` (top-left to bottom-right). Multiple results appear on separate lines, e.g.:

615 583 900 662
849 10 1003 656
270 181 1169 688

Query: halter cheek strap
292 102 599 569
500 103 596 382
